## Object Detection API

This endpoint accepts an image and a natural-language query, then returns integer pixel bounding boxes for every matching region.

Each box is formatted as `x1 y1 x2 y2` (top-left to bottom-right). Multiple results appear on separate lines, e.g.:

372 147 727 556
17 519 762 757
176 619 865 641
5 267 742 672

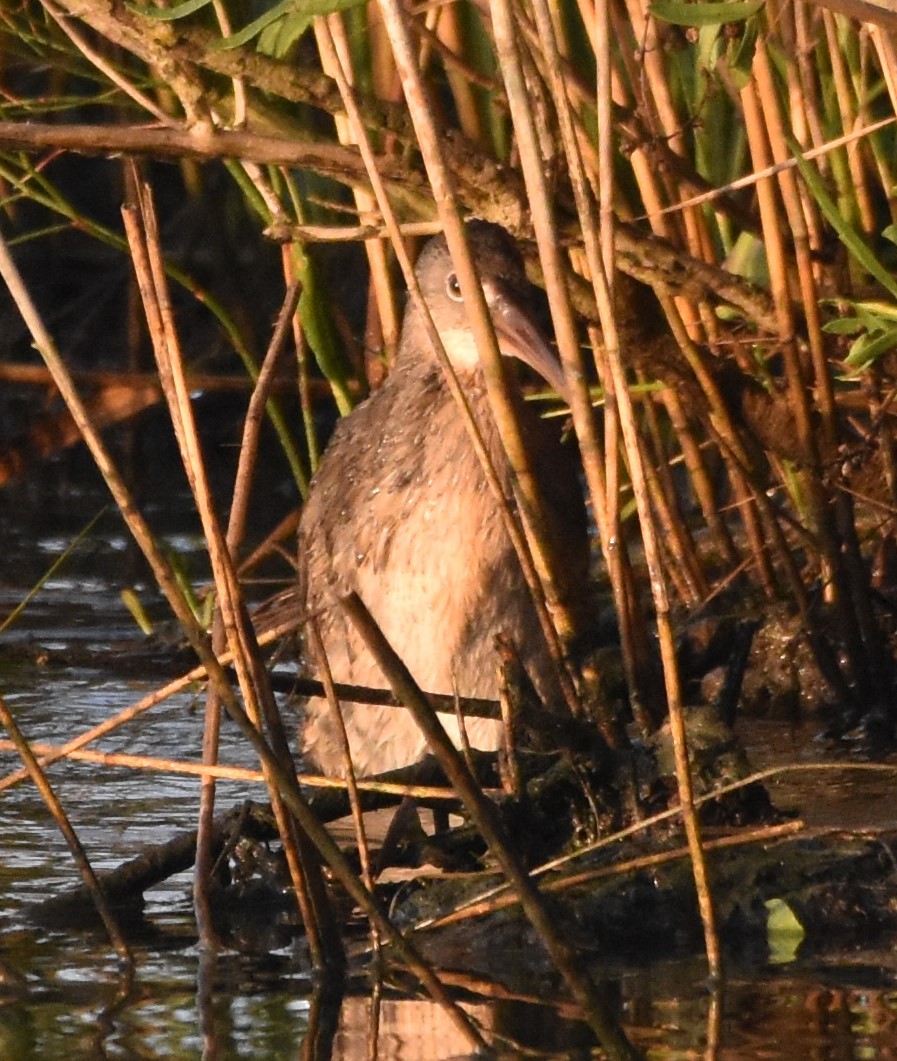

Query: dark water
4 467 897 1059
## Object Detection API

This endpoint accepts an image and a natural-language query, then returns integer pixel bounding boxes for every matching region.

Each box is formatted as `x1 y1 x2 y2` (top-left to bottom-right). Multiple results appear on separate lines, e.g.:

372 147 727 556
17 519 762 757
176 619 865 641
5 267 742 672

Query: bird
297 220 589 777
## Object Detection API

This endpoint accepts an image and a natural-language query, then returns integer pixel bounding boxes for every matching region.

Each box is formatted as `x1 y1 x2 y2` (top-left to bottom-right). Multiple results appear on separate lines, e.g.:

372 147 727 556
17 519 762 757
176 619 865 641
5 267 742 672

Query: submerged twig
416 819 804 932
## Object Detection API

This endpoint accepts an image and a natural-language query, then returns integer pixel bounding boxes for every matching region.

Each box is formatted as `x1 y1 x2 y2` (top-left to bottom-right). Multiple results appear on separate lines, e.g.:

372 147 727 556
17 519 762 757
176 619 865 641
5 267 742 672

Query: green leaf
217 0 295 50
297 255 354 417
650 0 764 28
853 299 897 323
790 136 897 303
121 588 154 636
849 304 897 333
823 297 897 325
844 324 897 371
723 231 769 286
0 509 106 636
821 317 864 336
765 898 804 965
258 11 314 56
128 0 214 21
218 0 368 50
726 13 758 88
697 21 725 73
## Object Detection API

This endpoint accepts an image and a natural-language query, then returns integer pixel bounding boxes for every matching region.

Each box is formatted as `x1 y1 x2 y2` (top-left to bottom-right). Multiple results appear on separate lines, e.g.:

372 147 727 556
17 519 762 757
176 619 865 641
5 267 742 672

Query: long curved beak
485 279 570 403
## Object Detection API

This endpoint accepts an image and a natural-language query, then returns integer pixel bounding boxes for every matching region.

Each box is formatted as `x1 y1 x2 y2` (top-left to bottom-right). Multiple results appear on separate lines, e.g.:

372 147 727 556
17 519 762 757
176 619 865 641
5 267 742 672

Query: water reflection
3 479 897 1058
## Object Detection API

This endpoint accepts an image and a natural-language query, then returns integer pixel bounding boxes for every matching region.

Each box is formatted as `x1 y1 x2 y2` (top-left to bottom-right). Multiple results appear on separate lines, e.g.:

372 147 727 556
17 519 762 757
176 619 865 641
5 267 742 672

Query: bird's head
401 220 569 400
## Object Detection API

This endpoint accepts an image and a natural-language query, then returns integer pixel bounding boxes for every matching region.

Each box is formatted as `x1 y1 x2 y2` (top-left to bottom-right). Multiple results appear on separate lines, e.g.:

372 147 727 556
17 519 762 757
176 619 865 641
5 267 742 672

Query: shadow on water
3 463 897 1059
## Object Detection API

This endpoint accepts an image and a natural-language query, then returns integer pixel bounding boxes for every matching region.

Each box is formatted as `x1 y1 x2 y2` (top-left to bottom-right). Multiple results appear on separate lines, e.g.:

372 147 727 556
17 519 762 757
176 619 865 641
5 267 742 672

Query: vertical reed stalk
123 174 342 968
197 278 303 943
522 0 662 739
584 0 721 978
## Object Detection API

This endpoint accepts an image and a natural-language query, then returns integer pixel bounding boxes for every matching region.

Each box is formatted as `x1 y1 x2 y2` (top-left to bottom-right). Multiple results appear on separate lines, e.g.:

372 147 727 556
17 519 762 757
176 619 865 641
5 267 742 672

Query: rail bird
297 221 588 776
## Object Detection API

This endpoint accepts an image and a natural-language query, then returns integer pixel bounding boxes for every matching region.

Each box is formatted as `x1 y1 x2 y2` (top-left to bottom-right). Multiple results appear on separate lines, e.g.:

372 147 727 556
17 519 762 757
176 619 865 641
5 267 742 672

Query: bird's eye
445 272 463 301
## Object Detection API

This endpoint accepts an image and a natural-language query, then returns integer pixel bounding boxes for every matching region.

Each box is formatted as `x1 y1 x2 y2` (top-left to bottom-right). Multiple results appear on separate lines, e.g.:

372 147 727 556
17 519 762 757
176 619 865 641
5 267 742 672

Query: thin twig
0 695 133 967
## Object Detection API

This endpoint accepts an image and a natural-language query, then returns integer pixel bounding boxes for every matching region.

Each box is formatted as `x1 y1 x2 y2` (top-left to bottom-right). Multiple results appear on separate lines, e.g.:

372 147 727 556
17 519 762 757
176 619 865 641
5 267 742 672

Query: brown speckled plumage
298 222 588 776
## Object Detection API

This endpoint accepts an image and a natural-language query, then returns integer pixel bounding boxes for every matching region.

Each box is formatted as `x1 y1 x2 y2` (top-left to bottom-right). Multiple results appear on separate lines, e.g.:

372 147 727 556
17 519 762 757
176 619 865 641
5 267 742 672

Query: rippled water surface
4 467 897 1059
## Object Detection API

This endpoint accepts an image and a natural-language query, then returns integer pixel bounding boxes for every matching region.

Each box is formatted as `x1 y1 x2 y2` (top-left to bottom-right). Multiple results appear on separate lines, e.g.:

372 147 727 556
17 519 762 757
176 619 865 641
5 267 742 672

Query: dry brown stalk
490 0 601 668
315 14 401 380
0 695 134 966
0 115 783 334
640 393 707 604
0 120 423 198
0 362 318 392
663 389 740 567
0 738 482 804
7 0 897 1041
124 173 343 967
521 0 658 737
0 214 240 785
569 0 720 980
340 590 639 1059
0 741 266 783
